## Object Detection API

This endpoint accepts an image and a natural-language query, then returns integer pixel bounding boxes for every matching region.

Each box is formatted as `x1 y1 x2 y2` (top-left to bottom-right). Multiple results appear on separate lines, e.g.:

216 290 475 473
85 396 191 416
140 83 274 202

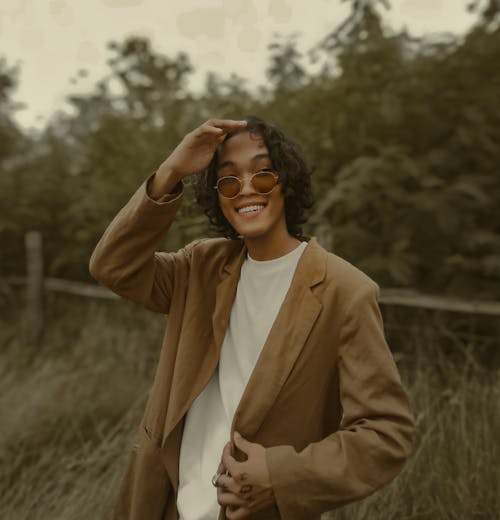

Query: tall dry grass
329 310 500 519
1 295 499 519
0 295 164 520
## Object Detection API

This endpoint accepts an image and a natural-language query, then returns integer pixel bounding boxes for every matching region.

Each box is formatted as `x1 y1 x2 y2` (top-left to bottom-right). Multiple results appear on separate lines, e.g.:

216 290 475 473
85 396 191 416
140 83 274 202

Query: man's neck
244 234 301 261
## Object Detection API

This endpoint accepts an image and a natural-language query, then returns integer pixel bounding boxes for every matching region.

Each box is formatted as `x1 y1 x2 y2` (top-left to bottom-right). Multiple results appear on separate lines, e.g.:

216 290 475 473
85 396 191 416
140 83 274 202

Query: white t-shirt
177 241 307 520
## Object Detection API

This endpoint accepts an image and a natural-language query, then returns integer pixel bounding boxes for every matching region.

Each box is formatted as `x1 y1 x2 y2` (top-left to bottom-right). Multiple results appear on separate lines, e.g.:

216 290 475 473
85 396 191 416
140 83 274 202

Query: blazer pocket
141 423 163 449
118 424 170 520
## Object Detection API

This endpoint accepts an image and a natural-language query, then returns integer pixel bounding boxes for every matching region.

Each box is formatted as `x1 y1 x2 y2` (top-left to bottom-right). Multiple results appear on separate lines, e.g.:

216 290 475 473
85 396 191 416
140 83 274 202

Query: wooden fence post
25 231 44 346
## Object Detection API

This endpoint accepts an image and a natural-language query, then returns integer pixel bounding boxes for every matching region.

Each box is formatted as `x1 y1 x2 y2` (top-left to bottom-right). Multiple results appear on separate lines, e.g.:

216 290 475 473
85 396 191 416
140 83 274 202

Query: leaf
451 179 491 205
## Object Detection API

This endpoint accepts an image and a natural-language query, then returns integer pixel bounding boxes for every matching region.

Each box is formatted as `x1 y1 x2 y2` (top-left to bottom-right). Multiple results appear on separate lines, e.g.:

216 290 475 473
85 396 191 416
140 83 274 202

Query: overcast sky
1 0 477 131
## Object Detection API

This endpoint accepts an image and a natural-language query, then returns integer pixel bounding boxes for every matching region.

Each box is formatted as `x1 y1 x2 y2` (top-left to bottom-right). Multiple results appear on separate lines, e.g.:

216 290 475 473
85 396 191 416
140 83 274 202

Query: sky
0 0 478 131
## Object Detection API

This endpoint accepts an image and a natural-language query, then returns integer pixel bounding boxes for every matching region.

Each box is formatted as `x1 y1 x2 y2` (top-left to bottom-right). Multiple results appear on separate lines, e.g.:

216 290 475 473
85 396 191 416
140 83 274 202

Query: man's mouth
237 204 265 215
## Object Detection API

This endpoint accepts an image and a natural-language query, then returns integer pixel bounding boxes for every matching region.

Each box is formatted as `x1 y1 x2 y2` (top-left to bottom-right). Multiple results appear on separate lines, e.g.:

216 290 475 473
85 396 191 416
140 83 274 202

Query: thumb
233 431 253 453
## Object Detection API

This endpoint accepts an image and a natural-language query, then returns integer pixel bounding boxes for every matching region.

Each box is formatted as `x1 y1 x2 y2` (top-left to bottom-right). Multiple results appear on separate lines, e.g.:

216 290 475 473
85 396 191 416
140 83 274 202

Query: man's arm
88 175 186 313
89 119 247 313
266 282 414 517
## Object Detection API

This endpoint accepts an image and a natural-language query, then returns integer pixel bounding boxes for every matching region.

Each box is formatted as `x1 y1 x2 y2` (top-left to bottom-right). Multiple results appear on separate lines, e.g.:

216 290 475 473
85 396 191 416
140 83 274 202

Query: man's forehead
217 131 268 162
224 130 264 144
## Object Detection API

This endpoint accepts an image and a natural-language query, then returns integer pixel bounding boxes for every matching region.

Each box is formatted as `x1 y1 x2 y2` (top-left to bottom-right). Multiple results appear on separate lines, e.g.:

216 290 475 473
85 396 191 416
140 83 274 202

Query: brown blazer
89 181 414 520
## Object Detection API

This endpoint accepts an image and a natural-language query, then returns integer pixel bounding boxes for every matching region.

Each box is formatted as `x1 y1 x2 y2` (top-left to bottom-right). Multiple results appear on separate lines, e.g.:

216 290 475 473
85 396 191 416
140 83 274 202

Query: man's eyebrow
217 154 271 171
251 153 271 163
217 160 235 171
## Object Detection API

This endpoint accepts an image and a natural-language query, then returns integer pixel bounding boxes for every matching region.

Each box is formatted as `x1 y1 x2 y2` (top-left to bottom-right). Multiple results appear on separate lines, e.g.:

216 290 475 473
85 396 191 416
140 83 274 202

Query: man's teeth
238 205 265 214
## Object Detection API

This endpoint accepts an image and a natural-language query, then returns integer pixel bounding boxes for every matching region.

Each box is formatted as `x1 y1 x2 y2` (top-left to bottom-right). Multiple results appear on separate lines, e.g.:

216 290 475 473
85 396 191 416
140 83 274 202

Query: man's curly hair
194 115 314 239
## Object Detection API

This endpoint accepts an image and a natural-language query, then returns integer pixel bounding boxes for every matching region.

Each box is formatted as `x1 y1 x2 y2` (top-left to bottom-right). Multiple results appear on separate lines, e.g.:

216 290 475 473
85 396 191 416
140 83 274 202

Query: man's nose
238 174 257 195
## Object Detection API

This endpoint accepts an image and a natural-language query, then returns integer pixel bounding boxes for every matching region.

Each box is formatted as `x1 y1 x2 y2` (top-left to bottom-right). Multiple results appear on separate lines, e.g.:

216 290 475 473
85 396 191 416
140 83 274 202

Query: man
90 116 414 520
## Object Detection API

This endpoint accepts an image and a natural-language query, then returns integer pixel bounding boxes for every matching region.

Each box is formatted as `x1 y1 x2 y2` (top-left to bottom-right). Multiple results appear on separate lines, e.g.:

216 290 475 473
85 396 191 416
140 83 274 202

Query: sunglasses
213 170 279 199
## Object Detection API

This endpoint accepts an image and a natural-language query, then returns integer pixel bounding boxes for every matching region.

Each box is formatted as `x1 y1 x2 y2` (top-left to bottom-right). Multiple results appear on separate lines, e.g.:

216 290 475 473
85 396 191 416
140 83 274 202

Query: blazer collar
223 236 325 279
213 237 325 347
289 237 327 287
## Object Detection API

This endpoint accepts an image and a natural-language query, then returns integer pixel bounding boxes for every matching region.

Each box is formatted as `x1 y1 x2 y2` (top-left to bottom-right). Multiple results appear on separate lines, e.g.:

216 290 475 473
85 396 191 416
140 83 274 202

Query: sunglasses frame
213 170 279 199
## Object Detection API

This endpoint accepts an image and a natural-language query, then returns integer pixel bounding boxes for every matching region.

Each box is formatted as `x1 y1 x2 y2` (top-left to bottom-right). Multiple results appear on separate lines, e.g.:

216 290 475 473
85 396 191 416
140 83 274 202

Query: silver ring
211 471 222 487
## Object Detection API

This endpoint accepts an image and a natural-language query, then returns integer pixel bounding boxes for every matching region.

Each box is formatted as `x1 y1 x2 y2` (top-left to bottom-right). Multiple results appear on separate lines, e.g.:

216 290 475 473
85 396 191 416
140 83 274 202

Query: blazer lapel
233 239 326 438
161 241 246 490
212 258 243 352
162 242 246 443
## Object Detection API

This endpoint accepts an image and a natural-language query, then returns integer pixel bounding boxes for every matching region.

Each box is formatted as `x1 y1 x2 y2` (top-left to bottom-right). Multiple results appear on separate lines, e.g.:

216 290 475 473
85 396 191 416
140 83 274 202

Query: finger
217 459 227 474
222 459 246 483
213 456 230 488
217 489 247 507
212 471 222 488
206 119 247 130
233 431 254 455
221 441 233 464
194 125 224 138
226 506 251 519
239 484 253 495
221 443 240 479
221 442 250 482
218 474 254 500
217 473 239 494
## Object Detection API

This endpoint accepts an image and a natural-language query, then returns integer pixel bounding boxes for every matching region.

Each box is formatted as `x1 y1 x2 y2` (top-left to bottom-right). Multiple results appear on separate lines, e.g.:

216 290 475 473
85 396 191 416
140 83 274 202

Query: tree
266 34 306 93
0 57 29 277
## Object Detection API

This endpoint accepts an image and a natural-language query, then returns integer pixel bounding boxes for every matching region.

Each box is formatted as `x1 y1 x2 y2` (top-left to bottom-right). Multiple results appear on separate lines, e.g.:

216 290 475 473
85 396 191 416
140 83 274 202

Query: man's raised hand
149 119 246 199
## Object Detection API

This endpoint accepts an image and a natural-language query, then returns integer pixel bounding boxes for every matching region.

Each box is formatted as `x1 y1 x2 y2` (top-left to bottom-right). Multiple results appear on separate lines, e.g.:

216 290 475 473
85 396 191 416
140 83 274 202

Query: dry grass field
1 294 499 519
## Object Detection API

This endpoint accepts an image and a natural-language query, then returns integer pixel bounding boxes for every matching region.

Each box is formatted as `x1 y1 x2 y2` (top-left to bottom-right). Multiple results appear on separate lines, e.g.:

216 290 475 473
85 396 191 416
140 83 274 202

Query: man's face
216 131 288 243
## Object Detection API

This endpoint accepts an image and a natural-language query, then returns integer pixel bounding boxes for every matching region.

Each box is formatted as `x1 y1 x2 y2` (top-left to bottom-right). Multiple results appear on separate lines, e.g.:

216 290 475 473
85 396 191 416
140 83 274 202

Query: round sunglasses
213 170 279 199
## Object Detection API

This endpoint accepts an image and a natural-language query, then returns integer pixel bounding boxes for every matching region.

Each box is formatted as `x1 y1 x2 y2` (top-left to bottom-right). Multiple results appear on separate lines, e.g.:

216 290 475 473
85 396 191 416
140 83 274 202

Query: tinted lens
252 171 277 194
217 176 241 198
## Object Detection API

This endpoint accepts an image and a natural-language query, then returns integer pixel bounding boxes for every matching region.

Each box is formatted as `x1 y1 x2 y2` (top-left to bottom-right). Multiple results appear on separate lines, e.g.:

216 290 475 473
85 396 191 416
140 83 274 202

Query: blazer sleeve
89 176 194 314
265 282 414 518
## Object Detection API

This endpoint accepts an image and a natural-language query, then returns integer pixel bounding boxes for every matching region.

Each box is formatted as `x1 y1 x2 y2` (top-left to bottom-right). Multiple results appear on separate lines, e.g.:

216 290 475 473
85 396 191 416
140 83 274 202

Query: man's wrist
147 171 183 202
149 164 184 199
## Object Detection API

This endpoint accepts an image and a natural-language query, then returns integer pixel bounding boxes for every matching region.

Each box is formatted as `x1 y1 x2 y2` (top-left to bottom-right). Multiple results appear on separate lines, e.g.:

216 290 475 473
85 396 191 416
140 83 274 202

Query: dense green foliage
1 0 500 297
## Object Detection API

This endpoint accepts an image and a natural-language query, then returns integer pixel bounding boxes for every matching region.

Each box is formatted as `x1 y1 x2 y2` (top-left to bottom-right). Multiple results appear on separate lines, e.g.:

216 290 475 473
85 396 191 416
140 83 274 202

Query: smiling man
210 130 298 260
90 116 414 520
